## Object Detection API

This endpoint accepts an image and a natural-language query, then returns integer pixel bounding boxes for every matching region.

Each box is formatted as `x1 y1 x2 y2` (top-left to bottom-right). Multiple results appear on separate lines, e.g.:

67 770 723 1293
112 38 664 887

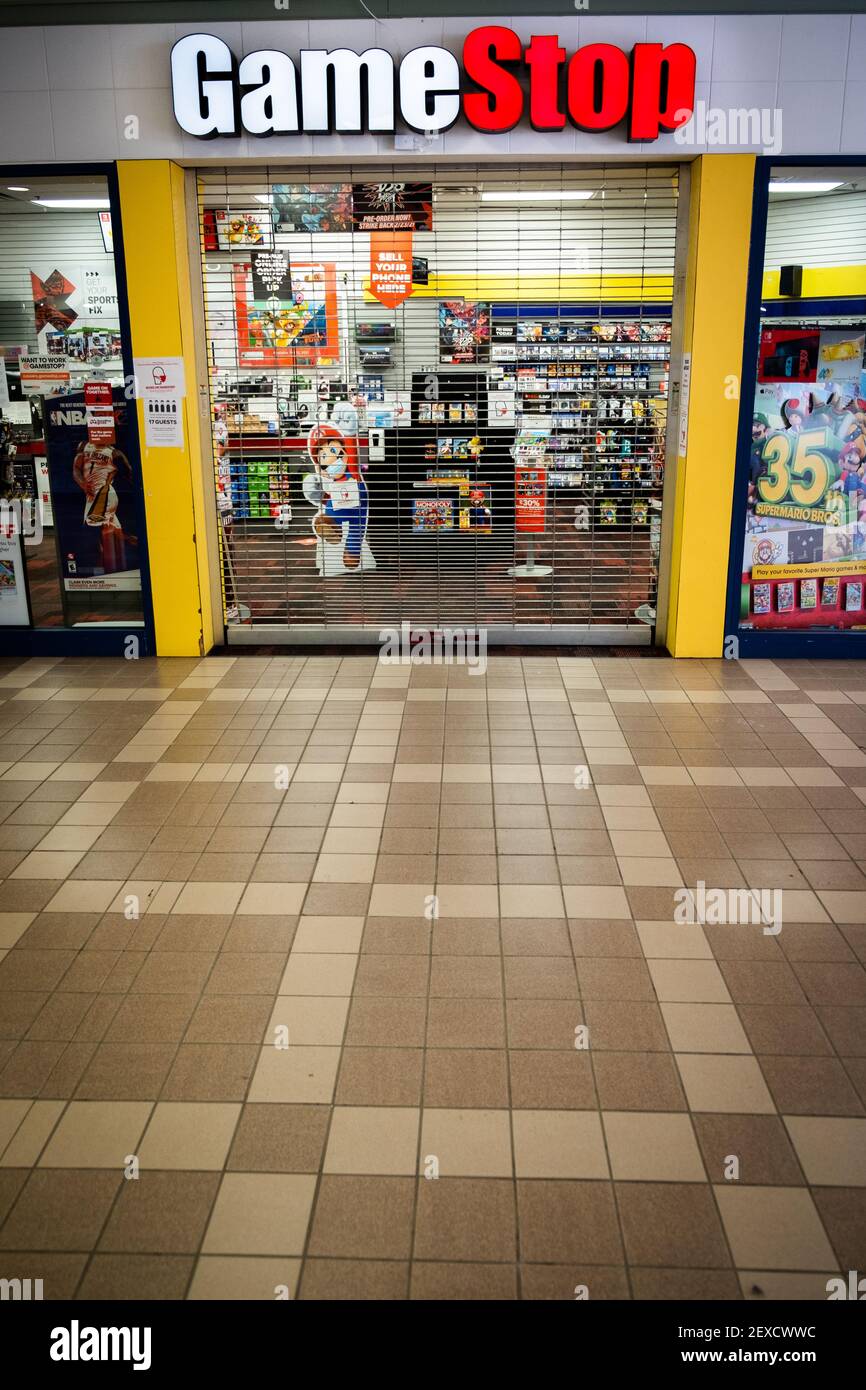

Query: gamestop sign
171 29 696 142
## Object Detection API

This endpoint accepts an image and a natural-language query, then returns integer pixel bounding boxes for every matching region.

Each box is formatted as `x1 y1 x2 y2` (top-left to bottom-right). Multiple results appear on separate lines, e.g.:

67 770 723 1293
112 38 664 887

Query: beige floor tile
368 883 434 916
188 1255 301 1299
499 884 565 918
39 1100 152 1167
563 885 630 919
266 996 349 1046
648 959 731 1004
0 1099 32 1156
11 850 85 879
784 1116 866 1186
660 1002 751 1054
603 1111 705 1181
329 803 387 829
236 883 307 915
618 858 683 887
321 827 381 854
739 1271 839 1299
419 1108 512 1178
138 1102 241 1170
324 1106 420 1175
248 1045 341 1103
0 913 35 948
278 953 357 996
677 1055 775 1114
291 916 364 953
714 1186 837 1270
313 853 376 884
0 1100 65 1167
172 882 245 915
636 922 712 959
45 880 124 913
202 1174 316 1255
609 831 670 857
437 884 501 918
512 1110 608 1179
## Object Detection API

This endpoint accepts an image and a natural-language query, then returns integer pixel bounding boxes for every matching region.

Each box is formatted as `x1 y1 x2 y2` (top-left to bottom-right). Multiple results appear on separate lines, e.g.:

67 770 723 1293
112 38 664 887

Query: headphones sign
171 29 696 142
133 357 186 450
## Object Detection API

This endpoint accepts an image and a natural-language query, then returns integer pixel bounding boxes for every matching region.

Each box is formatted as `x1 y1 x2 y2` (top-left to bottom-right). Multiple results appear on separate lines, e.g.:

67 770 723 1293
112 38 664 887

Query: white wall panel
0 14 858 164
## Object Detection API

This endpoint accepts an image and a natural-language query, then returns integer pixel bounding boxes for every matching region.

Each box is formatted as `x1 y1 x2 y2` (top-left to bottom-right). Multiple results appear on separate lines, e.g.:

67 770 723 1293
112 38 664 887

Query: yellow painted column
117 160 215 656
663 154 756 657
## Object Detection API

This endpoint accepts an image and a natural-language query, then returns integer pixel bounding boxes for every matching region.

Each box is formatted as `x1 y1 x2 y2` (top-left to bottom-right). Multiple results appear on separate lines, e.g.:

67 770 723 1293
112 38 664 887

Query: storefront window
739 166 866 634
0 174 144 633
197 164 677 641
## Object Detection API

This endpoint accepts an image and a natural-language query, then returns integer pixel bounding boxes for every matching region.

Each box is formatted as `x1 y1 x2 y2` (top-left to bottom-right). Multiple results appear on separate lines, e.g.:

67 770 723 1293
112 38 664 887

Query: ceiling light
31 198 111 209
768 181 842 193
481 190 594 202
6 185 29 192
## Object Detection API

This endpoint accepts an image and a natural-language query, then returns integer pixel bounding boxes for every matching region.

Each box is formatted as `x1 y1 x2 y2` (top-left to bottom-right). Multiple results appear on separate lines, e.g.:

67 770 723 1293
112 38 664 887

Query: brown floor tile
503 957 578 999
509 1050 597 1108
427 998 506 1049
227 1104 329 1173
335 1047 424 1106
692 1114 804 1185
423 1049 509 1108
517 1180 622 1264
505 999 586 1050
520 1264 629 1299
811 1188 866 1270
593 1052 686 1111
77 1253 194 1300
0 1168 121 1250
737 1003 833 1056
307 1175 414 1258
76 1043 176 1100
630 1268 741 1300
430 955 502 999
161 1045 258 1102
299 1258 409 1300
759 1055 864 1116
415 1177 516 1261
0 1250 86 1299
185 996 272 1045
411 1261 518 1300
616 1181 731 1268
99 1171 220 1252
344 997 427 1048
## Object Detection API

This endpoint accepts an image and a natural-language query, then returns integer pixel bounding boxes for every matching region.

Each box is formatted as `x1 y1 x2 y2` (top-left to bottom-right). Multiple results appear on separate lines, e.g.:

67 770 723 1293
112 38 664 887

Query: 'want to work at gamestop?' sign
171 29 697 142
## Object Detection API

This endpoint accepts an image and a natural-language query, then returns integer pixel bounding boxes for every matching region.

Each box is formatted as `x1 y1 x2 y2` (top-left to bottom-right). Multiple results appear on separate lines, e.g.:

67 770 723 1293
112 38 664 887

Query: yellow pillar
661 154 756 657
117 160 216 656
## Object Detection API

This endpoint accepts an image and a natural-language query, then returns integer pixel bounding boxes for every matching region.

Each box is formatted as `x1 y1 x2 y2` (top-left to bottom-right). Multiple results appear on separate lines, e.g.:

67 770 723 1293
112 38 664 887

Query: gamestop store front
174 28 692 645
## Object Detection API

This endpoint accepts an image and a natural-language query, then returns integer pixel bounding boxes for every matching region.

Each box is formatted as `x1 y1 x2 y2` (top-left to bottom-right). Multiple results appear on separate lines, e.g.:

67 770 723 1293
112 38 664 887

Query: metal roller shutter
195 162 679 644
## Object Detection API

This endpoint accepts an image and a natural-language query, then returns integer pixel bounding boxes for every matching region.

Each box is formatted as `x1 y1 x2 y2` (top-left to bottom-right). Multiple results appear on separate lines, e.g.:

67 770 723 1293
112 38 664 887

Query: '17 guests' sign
171 28 696 142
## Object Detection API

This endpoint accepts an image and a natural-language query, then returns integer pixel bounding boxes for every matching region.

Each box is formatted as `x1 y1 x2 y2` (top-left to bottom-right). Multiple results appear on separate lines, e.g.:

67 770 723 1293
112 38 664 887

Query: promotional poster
44 389 141 595
31 263 121 366
352 183 433 232
271 184 353 234
439 301 490 363
233 261 340 367
742 327 866 630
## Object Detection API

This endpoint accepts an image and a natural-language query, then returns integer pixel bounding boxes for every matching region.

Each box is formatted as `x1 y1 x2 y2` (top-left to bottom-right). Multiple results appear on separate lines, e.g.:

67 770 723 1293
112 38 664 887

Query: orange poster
369 232 414 309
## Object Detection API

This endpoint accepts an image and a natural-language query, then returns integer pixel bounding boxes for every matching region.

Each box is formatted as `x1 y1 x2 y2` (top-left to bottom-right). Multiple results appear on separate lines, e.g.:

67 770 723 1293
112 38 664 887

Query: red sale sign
515 464 547 533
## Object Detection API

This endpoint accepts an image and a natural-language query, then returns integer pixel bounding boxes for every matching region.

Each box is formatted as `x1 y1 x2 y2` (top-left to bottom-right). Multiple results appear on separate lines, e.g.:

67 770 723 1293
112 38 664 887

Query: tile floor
0 650 865 1301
